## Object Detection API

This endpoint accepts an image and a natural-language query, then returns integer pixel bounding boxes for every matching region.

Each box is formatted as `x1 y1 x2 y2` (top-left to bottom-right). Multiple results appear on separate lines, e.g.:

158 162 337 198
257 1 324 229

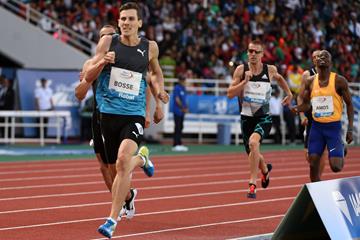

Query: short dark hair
102 24 115 30
99 25 116 38
178 75 186 81
249 39 263 47
119 2 142 20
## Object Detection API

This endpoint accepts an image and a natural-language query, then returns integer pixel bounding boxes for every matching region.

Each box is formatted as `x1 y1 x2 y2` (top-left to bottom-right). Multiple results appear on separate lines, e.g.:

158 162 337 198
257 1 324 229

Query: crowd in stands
1 0 359 144
2 0 359 83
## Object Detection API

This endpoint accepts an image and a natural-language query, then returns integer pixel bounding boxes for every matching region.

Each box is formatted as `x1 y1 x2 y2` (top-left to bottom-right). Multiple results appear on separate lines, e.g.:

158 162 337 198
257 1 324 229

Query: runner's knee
116 153 132 173
329 157 343 172
248 140 259 151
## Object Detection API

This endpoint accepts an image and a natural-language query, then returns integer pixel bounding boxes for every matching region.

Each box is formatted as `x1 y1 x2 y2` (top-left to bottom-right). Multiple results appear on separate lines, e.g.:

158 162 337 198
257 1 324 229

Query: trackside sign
272 176 360 240
308 176 360 239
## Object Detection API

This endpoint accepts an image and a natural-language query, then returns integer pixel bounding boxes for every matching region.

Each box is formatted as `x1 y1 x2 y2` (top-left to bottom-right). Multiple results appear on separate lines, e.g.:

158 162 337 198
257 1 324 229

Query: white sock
140 155 146 167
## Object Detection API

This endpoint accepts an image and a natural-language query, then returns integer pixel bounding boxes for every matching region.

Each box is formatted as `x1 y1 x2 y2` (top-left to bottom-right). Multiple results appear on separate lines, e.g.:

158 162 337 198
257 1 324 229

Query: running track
0 148 359 240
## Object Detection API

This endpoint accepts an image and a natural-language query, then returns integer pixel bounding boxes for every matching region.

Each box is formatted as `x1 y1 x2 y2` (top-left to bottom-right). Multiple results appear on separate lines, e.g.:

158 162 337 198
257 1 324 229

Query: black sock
125 189 134 209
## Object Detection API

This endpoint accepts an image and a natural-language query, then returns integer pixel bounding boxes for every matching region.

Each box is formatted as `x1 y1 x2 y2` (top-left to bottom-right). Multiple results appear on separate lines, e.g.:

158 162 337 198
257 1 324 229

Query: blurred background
0 0 359 149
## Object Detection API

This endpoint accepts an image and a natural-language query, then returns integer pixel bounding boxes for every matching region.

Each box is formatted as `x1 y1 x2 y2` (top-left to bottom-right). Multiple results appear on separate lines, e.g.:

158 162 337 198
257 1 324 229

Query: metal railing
165 78 230 96
1 0 95 55
0 110 71 146
164 78 360 144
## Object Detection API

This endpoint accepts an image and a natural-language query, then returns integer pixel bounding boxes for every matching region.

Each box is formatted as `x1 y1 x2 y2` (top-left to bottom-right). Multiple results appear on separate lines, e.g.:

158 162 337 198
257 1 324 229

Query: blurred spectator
0 75 14 111
159 50 176 78
283 98 296 145
53 27 70 43
287 64 303 96
0 75 15 138
79 94 93 142
172 75 188 152
38 10 55 33
34 78 54 138
10 0 360 83
269 87 282 144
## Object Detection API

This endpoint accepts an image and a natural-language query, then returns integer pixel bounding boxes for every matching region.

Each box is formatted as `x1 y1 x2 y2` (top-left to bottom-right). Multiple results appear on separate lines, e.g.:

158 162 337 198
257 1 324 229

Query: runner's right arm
297 70 310 125
85 35 113 83
75 59 92 101
227 65 248 99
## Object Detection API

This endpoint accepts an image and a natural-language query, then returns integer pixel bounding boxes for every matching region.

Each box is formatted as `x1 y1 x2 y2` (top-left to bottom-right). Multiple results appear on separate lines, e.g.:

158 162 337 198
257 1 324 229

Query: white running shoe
117 205 126 221
172 145 188 152
124 188 137 219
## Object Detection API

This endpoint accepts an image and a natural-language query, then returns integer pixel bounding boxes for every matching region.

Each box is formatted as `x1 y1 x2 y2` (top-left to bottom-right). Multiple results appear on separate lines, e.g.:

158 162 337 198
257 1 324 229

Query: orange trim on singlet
310 72 343 122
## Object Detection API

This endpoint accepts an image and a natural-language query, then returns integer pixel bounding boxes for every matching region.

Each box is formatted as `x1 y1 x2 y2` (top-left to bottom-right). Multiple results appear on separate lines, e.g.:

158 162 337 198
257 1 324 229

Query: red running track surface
0 148 359 240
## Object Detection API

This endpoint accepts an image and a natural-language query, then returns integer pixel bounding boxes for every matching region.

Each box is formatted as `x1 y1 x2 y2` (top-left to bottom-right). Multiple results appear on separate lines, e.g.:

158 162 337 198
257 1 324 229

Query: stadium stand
0 1 359 145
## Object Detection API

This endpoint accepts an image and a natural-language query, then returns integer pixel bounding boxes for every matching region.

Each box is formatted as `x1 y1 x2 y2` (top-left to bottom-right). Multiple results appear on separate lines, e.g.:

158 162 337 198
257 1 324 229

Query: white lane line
0 166 97 175
1 155 359 178
0 154 241 170
0 190 108 201
0 160 98 170
0 173 101 182
0 197 291 231
2 158 360 183
227 232 273 240
93 216 283 240
0 184 303 215
0 169 358 194
0 149 314 167
1 168 359 214
0 181 102 191
0 159 311 183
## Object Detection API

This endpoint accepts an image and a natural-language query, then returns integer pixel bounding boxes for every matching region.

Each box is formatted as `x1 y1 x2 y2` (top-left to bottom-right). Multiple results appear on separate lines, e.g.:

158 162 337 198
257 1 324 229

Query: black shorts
100 113 145 164
91 110 107 163
241 115 272 154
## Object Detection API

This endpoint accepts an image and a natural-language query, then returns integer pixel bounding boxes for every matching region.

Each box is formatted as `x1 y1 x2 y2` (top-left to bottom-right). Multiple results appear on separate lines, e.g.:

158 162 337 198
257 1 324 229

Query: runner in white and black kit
227 40 292 199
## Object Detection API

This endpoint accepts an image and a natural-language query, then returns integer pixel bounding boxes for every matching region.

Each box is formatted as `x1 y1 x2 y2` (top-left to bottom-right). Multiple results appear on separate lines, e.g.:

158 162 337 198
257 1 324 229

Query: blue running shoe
138 146 154 177
98 218 117 239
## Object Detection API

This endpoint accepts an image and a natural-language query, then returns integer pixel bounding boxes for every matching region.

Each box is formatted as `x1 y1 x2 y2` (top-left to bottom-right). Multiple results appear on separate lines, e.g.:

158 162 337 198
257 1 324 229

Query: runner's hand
145 112 151 128
290 105 299 115
153 105 164 124
281 94 292 106
104 51 115 64
158 91 169 104
300 114 308 126
244 71 252 83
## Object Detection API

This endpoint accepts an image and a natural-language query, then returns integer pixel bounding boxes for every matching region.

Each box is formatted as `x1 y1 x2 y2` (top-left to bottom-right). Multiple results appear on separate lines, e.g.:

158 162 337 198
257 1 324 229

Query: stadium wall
0 7 87 70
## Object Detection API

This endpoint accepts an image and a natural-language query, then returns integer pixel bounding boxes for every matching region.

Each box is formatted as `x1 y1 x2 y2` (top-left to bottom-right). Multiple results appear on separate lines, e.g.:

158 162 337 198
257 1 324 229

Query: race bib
312 96 334 117
109 67 142 96
243 82 270 104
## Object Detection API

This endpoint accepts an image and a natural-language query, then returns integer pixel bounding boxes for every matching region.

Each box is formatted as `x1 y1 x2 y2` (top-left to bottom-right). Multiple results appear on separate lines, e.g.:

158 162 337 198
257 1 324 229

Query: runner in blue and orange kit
292 50 354 182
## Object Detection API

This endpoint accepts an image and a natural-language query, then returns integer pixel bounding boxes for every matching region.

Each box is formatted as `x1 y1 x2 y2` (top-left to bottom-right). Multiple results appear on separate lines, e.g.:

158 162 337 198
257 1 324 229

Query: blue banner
307 176 360 239
0 67 16 80
17 69 81 137
169 94 240 115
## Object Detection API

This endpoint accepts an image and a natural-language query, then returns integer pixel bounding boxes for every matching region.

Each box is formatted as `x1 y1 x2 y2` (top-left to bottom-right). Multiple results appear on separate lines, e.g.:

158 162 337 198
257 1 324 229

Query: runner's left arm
269 65 293 106
75 59 92 101
337 75 354 144
148 41 169 104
